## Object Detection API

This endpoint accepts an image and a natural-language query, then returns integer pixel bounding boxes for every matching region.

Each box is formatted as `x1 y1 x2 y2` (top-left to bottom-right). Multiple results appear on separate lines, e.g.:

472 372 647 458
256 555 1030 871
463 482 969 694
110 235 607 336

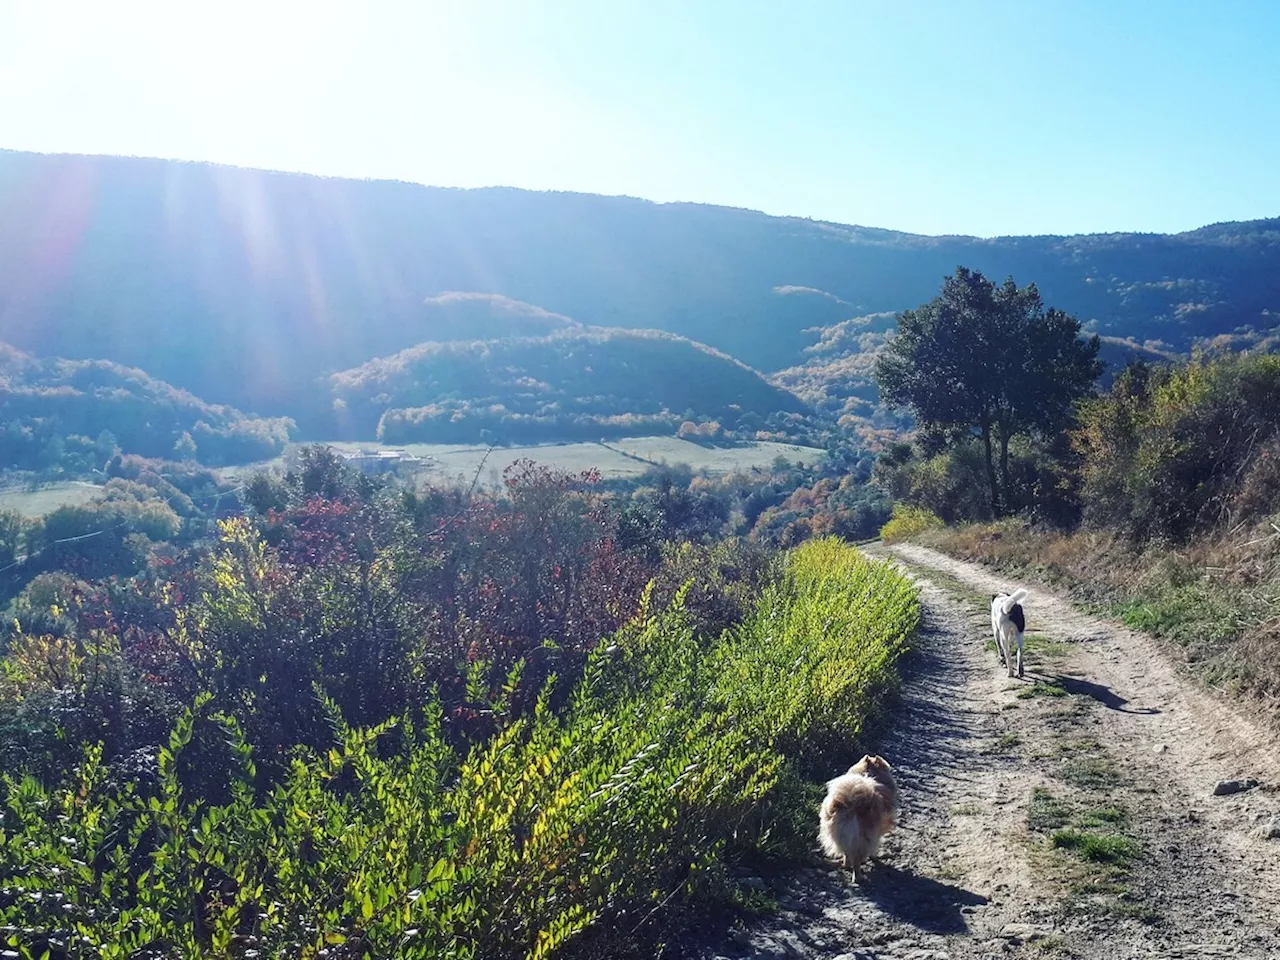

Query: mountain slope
2 150 1278 417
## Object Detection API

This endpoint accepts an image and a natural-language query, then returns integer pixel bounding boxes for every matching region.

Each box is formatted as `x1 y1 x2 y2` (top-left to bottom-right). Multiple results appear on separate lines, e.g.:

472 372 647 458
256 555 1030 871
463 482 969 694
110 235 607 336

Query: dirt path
699 543 1280 960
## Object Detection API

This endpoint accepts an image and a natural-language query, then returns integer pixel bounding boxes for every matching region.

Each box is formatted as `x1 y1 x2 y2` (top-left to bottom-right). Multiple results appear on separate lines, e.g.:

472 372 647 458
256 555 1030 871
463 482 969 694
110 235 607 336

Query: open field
220 437 826 488
0 480 104 517
606 436 824 472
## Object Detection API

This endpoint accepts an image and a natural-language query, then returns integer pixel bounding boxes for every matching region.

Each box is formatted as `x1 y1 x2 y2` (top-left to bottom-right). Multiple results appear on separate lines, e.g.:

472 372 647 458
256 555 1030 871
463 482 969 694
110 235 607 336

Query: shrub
872 435 1081 528
0 625 170 785
0 540 918 958
713 538 919 769
880 504 944 543
649 537 777 640
874 443 993 524
1075 354 1280 541
30 495 181 580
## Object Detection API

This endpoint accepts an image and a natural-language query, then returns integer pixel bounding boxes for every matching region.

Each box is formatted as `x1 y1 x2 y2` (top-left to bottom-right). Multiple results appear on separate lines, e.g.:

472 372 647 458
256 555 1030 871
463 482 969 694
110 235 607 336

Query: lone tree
173 431 198 462
874 267 1102 517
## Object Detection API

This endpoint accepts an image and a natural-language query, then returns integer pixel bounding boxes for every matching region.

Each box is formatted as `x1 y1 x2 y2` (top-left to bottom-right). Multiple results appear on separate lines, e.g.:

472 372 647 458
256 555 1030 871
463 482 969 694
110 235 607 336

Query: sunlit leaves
0 539 916 958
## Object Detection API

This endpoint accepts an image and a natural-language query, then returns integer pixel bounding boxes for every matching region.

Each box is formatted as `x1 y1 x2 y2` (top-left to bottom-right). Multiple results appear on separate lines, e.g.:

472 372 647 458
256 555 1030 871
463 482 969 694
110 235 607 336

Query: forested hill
321 326 809 443
2 149 1279 415
0 341 294 468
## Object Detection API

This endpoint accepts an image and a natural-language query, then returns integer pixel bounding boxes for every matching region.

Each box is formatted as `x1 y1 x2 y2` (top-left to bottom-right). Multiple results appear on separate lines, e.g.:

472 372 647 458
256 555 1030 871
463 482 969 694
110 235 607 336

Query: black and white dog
990 589 1029 678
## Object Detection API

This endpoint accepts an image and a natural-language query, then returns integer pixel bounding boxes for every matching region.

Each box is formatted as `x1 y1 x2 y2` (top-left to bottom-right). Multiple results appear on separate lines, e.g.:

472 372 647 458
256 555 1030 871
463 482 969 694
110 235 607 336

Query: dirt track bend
699 542 1280 960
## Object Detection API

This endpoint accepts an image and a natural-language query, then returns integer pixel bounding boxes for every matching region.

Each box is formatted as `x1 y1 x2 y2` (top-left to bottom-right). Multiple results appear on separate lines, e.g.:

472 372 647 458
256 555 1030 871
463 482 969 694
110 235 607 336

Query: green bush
0 539 917 958
879 504 944 543
872 434 1082 528
648 537 777 639
1075 354 1280 541
714 538 918 767
873 442 993 524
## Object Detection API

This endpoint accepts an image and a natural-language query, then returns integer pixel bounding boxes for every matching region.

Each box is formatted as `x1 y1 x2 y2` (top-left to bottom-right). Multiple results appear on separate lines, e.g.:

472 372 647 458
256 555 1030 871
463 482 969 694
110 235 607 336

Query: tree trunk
999 425 1012 517
981 422 1000 518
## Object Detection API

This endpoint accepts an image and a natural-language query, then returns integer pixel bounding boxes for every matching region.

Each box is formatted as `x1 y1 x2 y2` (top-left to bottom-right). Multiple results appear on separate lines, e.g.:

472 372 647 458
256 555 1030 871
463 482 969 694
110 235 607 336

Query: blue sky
1 0 1277 237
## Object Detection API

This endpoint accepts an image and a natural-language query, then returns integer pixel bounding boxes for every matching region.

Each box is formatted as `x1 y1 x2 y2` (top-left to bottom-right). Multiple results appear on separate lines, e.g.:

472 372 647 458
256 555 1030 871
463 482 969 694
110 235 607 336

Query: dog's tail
1001 588 1029 614
824 777 875 819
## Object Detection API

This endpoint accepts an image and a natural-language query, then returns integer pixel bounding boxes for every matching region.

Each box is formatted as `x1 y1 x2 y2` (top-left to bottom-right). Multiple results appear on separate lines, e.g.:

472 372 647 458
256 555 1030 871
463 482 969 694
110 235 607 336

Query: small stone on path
1213 777 1261 796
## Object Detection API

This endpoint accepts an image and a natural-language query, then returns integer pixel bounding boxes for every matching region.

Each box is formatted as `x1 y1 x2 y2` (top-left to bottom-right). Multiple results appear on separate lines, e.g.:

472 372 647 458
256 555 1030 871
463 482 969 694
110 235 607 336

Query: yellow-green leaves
0 538 917 960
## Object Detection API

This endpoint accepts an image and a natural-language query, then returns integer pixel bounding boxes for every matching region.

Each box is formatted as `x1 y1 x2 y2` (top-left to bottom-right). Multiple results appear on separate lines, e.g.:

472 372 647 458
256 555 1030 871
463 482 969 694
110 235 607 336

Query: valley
2 151 1279 960
3 4 1279 956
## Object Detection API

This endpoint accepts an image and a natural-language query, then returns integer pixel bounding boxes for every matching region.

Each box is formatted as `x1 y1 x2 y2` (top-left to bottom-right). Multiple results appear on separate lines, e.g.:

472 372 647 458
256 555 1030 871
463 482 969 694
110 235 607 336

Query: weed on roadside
1030 790 1139 874
1051 829 1140 865
1069 880 1127 897
1028 789 1074 831
731 886 780 917
1033 934 1073 954
1059 756 1120 789
1018 680 1069 699
1024 633 1069 659
1077 806 1127 828
1058 737 1100 753
1064 886 1162 926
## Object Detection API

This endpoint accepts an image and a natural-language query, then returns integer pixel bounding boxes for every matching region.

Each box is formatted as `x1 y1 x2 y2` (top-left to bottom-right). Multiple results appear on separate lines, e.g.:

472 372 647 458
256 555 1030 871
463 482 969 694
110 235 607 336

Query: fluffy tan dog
818 754 898 881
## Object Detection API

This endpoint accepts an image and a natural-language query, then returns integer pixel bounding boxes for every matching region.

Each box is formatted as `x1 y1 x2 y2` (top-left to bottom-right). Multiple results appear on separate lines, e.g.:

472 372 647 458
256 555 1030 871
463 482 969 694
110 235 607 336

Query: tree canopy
874 267 1102 515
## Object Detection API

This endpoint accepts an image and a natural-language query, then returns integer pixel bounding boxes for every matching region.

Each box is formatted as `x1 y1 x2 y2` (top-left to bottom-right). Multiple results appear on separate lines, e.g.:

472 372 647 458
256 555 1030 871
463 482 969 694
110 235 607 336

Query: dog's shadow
858 863 988 934
1041 673 1160 714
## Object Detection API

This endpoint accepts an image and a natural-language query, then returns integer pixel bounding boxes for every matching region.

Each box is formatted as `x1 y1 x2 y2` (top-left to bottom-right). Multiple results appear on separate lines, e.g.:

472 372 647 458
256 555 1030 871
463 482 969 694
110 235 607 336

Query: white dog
990 588 1029 678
